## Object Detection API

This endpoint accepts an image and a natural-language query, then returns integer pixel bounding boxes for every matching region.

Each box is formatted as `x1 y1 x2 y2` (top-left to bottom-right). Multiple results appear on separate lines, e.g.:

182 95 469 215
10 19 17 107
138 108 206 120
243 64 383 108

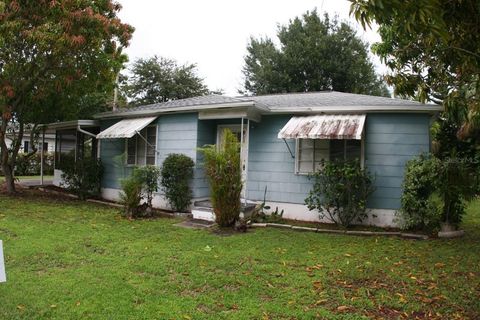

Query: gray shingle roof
95 91 435 119
107 95 251 115
247 91 425 108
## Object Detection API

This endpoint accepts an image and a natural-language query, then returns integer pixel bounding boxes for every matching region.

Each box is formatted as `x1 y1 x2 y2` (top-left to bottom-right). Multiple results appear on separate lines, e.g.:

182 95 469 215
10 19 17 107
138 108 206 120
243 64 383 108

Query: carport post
40 129 45 185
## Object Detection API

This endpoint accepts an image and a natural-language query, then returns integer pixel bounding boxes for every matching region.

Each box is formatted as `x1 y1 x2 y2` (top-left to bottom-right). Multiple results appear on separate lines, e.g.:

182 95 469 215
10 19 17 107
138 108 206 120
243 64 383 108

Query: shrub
61 158 103 200
305 159 375 228
397 154 442 231
397 154 476 231
119 175 143 218
437 157 476 227
160 153 194 212
198 129 242 227
14 152 54 176
132 165 161 210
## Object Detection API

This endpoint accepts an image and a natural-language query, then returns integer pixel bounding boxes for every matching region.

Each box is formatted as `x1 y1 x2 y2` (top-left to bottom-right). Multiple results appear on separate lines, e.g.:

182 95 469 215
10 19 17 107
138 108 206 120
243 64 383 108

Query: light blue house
52 91 441 226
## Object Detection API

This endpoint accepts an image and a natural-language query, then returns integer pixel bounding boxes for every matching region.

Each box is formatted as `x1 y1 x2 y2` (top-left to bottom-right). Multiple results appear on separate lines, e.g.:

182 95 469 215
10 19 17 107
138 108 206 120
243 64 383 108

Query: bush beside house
160 154 194 212
305 159 374 228
61 158 103 200
199 130 243 227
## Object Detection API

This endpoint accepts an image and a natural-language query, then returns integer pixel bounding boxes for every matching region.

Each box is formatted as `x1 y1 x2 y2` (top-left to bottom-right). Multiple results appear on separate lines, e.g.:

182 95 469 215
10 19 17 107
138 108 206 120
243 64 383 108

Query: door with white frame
216 124 249 197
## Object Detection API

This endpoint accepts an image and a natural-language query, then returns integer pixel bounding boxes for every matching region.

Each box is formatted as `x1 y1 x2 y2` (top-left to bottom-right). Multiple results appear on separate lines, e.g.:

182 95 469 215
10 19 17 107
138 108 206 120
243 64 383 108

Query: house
47 91 442 227
5 132 56 153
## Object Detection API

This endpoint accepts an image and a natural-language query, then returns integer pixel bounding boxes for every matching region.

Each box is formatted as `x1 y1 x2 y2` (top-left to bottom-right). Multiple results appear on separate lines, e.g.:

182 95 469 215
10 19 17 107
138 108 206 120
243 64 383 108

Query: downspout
240 117 247 206
77 125 97 138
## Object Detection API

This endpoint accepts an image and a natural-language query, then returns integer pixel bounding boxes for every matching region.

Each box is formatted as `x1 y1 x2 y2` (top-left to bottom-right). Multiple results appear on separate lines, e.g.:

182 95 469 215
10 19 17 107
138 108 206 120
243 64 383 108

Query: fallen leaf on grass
337 305 348 312
312 281 322 289
315 299 328 305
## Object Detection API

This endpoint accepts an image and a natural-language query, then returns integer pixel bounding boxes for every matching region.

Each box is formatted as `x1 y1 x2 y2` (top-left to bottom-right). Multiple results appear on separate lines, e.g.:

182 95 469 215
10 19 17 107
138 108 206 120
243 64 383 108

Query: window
296 139 362 174
23 141 29 153
43 142 48 152
126 126 157 166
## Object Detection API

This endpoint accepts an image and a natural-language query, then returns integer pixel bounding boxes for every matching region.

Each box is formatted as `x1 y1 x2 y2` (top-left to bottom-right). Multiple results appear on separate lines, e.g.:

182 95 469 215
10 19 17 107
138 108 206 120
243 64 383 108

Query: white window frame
295 136 364 175
125 125 157 166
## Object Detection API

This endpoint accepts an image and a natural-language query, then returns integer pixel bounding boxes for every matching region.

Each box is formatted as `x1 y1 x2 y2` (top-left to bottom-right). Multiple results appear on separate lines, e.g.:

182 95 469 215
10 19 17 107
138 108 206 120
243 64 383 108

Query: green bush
160 153 194 212
198 130 243 227
14 152 54 176
305 159 375 228
61 158 103 200
398 154 476 231
119 175 143 218
132 165 161 210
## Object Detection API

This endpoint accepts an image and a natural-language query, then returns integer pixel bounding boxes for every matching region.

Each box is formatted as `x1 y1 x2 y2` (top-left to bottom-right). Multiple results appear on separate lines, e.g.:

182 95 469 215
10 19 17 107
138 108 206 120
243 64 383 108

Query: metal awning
96 116 157 139
278 114 366 140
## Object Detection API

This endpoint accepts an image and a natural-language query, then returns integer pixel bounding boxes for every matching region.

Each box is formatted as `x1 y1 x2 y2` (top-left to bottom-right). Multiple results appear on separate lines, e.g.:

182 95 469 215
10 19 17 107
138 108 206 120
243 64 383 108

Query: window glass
146 127 156 165
297 138 362 174
346 140 361 161
329 139 345 161
125 126 157 166
127 137 136 165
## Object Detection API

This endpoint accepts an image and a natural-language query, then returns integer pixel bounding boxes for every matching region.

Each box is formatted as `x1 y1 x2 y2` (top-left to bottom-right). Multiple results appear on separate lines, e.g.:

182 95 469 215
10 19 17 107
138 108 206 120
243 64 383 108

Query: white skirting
264 201 397 227
99 188 397 227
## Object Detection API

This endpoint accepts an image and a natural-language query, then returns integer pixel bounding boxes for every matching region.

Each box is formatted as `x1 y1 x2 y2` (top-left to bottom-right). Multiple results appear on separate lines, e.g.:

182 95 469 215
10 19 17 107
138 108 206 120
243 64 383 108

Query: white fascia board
94 101 256 119
42 120 99 132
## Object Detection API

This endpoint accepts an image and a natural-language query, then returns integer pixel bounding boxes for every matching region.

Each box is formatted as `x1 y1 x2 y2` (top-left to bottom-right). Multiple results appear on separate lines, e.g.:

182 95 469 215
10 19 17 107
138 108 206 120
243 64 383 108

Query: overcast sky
117 0 385 96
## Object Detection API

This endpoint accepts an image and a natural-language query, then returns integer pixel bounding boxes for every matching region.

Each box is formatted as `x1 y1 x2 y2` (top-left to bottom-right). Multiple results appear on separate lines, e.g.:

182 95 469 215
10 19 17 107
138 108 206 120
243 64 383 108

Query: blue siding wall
246 113 431 210
100 113 201 193
100 112 431 210
246 115 311 203
156 113 198 163
365 113 431 209
194 119 216 198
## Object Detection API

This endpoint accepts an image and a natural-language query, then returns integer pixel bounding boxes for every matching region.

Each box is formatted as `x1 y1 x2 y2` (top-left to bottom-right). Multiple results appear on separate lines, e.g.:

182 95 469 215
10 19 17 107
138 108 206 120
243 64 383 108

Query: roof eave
266 105 443 114
41 120 99 131
94 101 257 119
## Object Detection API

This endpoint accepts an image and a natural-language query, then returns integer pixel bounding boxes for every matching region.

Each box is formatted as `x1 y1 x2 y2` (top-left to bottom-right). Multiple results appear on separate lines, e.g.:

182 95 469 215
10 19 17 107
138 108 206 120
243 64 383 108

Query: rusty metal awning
278 114 366 140
96 116 157 139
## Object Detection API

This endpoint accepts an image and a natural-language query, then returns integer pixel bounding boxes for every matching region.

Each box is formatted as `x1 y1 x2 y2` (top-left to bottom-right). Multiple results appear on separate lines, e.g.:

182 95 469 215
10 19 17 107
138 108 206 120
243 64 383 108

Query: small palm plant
199 129 243 227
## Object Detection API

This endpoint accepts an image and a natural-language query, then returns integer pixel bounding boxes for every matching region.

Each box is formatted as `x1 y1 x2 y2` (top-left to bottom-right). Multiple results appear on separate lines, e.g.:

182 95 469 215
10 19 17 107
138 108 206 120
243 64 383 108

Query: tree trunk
0 114 24 194
1 163 15 193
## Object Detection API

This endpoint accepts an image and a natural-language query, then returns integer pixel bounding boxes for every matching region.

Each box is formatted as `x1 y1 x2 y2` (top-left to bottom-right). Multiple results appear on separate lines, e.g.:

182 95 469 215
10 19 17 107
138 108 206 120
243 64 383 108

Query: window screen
296 139 362 174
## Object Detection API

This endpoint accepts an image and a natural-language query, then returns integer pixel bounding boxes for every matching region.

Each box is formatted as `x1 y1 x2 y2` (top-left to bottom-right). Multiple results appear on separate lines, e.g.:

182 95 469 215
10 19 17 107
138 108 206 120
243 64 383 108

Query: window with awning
278 115 366 174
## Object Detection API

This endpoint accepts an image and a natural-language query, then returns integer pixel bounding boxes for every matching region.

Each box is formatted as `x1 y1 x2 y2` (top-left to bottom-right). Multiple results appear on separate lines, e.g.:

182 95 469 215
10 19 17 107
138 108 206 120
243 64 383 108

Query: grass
0 193 479 319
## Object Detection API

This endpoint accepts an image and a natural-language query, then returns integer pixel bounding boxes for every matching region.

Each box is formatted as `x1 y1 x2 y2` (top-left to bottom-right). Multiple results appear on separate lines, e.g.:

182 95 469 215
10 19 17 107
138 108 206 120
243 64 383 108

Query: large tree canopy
350 0 480 137
123 56 210 107
0 0 133 193
242 10 389 97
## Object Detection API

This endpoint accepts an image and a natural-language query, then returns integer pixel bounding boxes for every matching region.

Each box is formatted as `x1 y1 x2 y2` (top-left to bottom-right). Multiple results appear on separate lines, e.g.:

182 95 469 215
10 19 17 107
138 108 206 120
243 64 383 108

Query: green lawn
0 194 479 319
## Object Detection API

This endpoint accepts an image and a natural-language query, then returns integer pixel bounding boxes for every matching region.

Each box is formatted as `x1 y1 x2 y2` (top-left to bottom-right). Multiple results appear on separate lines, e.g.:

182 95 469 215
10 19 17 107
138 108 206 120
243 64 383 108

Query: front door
217 124 249 197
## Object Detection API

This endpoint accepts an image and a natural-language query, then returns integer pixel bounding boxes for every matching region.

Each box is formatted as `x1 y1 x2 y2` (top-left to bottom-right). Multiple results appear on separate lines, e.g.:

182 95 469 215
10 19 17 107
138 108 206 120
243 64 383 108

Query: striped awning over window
278 114 366 140
96 117 157 139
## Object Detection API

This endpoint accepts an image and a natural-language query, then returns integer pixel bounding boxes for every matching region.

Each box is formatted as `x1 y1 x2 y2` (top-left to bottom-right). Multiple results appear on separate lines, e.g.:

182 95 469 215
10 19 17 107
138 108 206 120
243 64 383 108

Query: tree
349 0 480 137
242 10 390 97
0 0 133 193
123 56 210 106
